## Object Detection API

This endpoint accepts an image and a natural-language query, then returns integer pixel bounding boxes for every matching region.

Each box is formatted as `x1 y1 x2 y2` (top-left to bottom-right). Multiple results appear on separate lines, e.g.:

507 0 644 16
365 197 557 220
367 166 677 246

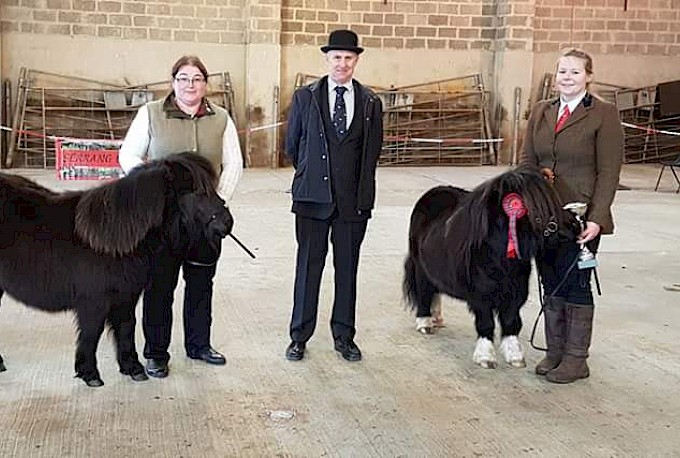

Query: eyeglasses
174 76 207 86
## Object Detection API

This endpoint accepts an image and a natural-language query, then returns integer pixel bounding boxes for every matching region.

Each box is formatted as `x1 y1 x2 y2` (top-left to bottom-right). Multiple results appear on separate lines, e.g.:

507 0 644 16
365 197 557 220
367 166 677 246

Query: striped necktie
555 106 571 132
332 86 348 139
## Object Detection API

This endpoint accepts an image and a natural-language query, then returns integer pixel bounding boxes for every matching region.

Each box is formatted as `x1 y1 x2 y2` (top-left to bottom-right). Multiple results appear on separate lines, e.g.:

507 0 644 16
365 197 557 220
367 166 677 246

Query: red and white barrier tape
246 121 286 133
5 119 673 147
385 135 503 144
0 124 97 143
0 121 287 140
620 121 680 137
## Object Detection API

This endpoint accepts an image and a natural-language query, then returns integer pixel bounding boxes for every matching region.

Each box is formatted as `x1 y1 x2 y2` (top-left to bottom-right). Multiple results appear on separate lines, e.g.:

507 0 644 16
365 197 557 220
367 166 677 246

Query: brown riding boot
535 297 567 375
546 303 594 384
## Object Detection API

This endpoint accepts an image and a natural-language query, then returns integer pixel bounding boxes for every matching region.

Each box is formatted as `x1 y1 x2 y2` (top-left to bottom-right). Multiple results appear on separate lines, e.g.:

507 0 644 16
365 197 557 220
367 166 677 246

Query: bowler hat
320 29 364 54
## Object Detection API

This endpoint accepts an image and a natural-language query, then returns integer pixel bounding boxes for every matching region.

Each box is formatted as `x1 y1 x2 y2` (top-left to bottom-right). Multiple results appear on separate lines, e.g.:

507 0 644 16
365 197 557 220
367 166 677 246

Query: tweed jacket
520 93 623 234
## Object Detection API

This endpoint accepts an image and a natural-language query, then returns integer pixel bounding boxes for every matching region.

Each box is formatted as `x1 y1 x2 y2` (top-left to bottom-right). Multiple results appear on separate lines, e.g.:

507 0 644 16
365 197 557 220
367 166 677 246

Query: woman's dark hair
171 55 209 81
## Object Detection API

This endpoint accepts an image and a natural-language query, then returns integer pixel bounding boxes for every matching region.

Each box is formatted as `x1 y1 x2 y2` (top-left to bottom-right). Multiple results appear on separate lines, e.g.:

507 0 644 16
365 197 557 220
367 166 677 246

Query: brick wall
495 0 534 50
280 0 680 55
4 0 680 166
533 0 680 55
0 0 278 45
4 0 680 53
281 0 499 51
247 0 282 44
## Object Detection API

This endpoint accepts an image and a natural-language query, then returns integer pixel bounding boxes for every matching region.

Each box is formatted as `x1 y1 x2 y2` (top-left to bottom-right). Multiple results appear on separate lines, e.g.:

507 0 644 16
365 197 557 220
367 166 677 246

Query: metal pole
511 87 522 165
272 85 279 168
6 67 27 167
0 79 8 168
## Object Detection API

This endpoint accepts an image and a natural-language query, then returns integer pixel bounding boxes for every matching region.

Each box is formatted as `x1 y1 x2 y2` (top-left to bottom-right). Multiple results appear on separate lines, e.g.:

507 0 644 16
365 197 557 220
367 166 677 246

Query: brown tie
555 106 571 132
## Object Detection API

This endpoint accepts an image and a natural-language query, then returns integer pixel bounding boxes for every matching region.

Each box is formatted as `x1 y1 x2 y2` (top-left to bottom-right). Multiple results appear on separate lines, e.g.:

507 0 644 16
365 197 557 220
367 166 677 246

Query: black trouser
289 215 368 344
143 241 220 362
538 237 601 306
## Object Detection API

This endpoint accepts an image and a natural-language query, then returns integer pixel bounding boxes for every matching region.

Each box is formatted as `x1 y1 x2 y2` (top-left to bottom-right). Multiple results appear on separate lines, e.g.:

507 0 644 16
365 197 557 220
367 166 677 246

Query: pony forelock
462 164 566 247
442 164 570 280
75 153 219 256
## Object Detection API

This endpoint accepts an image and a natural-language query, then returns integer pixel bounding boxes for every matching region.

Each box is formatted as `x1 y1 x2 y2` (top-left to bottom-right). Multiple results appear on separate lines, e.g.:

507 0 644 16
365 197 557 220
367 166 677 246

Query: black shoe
145 359 169 378
334 338 362 362
285 341 306 361
188 347 226 365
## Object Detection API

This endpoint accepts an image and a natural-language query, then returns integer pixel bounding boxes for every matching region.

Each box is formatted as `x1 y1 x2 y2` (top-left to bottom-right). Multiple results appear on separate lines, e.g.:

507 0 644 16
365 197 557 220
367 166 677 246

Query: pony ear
75 167 168 256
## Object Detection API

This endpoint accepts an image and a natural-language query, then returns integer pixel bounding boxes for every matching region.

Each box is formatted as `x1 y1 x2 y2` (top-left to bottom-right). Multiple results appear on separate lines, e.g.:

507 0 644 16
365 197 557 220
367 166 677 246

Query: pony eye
210 214 217 220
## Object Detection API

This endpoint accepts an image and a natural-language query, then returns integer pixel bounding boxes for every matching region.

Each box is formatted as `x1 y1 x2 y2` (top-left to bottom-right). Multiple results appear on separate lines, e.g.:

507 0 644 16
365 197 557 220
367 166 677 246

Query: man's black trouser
289 215 368 344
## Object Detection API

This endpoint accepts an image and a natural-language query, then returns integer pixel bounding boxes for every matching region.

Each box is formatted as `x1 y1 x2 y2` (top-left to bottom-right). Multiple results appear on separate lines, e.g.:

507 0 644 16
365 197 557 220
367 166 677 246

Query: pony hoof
130 372 149 382
480 360 497 369
120 362 147 381
85 378 104 387
473 337 497 369
499 336 526 368
0 362 6 372
415 317 435 334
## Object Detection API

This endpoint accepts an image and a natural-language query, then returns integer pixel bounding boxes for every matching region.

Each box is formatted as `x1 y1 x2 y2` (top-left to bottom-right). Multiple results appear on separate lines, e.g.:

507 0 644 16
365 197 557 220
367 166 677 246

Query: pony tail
75 168 168 256
403 255 418 309
407 202 430 255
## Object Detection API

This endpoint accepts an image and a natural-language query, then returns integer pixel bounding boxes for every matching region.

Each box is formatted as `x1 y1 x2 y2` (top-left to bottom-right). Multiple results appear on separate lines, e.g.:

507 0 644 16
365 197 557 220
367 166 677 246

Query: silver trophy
563 202 598 270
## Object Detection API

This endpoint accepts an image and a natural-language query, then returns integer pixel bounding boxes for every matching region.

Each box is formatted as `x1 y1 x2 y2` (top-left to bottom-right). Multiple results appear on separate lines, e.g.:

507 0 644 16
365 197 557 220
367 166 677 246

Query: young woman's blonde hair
558 47 593 75
556 47 594 93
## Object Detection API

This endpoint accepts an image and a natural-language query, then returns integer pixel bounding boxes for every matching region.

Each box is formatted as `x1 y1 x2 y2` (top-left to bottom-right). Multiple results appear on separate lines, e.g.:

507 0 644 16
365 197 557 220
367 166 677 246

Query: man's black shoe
188 347 226 365
285 341 305 361
334 339 362 362
145 359 169 378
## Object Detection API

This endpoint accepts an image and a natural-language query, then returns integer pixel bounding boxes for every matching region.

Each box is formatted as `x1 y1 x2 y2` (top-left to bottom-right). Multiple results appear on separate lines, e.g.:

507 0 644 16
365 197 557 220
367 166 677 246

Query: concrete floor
1 163 679 457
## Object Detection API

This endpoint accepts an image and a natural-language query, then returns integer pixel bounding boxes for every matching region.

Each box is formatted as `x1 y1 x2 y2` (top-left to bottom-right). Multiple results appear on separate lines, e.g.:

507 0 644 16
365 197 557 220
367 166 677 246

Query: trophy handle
563 202 598 270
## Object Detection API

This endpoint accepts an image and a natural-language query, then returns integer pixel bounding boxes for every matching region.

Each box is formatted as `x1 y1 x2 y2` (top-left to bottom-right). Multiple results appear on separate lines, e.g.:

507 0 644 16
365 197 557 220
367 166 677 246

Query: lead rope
529 254 579 351
529 250 601 351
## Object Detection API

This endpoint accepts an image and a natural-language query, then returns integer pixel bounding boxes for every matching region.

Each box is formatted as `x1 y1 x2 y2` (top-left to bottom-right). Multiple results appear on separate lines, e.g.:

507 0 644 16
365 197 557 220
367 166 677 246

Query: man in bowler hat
284 29 383 362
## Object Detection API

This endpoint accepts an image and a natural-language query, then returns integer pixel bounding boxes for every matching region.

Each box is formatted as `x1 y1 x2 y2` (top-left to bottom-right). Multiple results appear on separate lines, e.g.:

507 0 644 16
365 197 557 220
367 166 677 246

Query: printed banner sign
56 138 124 180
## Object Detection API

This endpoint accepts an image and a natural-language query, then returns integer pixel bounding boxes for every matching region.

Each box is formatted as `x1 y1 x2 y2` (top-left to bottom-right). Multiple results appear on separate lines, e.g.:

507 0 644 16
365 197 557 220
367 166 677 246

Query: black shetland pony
0 153 232 387
403 165 575 369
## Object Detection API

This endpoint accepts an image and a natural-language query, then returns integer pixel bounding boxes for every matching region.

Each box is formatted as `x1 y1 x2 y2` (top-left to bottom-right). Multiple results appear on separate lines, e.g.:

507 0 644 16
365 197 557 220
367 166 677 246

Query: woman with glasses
119 55 243 378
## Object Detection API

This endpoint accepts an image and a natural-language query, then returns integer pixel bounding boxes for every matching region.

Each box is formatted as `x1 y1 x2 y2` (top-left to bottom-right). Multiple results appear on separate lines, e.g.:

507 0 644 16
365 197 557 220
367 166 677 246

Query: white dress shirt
559 91 586 119
327 79 354 130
